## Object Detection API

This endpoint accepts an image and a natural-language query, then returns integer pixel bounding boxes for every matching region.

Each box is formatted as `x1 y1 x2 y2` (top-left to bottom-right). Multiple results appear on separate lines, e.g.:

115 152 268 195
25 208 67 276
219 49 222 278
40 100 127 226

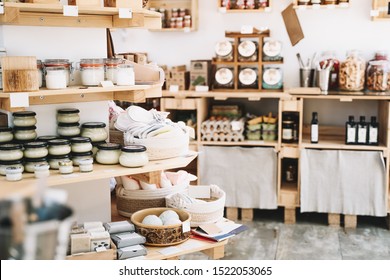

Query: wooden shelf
0 83 162 112
161 90 290 100
301 139 387 152
0 151 198 200
200 140 278 147
0 2 162 29
371 0 390 21
293 1 350 10
149 27 196 32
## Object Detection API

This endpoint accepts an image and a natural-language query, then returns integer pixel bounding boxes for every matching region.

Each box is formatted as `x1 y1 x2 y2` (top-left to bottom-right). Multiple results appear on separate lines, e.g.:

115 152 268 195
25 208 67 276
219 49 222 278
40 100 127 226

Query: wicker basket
116 184 188 217
165 185 226 227
131 207 191 246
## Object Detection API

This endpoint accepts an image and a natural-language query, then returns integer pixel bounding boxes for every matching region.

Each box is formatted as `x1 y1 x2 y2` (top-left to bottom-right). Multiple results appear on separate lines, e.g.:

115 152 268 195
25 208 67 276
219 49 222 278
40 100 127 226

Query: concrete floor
182 209 390 260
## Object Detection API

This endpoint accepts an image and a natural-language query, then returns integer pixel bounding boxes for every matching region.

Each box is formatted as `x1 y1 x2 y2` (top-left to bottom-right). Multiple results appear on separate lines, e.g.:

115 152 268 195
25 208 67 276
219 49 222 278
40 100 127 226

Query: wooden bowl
130 207 191 246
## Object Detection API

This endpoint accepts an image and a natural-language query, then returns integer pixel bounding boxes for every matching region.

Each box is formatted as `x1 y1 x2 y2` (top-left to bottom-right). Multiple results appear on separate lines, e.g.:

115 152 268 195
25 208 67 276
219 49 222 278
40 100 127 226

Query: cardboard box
190 60 212 90
166 71 190 91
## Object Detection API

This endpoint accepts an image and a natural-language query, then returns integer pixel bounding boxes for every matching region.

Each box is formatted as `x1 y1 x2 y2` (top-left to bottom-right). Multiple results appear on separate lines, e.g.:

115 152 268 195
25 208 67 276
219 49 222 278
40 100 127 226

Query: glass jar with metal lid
214 67 234 89
70 137 92 153
366 60 389 92
0 160 24 176
71 151 93 166
119 145 149 168
238 67 258 89
44 59 72 86
48 139 71 156
238 40 258 62
48 154 71 170
24 157 48 173
5 166 23 181
34 162 50 178
0 143 24 161
23 141 49 159
13 126 37 142
339 50 366 91
80 58 105 86
45 66 68 89
116 64 135 86
215 40 234 62
282 118 294 144
262 67 283 90
105 58 123 84
57 122 80 138
58 159 73 175
81 122 108 142
263 38 282 62
96 143 121 165
57 108 80 124
13 111 37 127
0 127 13 144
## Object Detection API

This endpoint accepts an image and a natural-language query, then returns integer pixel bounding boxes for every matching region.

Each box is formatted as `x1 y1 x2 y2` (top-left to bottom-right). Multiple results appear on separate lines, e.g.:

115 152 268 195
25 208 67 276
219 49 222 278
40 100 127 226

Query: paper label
370 10 380 16
182 221 190 233
10 93 29 108
63 5 78 17
264 7 271 12
169 85 179 92
347 126 356 143
219 7 227 13
100 81 115 88
119 8 133 19
241 25 253 34
357 127 367 143
158 247 183 256
195 85 209 92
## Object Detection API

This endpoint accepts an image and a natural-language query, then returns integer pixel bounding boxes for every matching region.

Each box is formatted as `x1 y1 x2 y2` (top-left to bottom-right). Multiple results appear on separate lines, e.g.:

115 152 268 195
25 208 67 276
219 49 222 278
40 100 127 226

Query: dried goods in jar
366 61 389 92
339 50 366 91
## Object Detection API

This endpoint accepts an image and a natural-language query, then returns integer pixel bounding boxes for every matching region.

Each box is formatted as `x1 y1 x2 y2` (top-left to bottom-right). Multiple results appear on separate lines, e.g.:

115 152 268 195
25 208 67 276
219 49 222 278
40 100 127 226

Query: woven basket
116 184 188 217
131 207 191 246
165 185 226 227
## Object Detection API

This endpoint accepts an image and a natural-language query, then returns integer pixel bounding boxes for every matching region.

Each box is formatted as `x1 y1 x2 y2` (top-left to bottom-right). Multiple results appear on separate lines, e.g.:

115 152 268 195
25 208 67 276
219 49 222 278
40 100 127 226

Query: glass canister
80 58 105 86
13 126 37 142
339 50 366 91
213 67 234 89
48 139 71 156
238 40 258 62
45 66 68 89
0 127 13 144
116 64 135 86
262 67 283 90
5 166 23 181
104 58 123 84
57 108 80 124
319 51 340 90
23 141 49 159
119 145 149 168
37 60 44 88
0 143 24 161
81 122 108 142
263 38 283 62
57 122 80 138
96 143 121 165
366 61 389 92
13 111 37 127
238 67 258 89
215 40 234 62
44 59 72 86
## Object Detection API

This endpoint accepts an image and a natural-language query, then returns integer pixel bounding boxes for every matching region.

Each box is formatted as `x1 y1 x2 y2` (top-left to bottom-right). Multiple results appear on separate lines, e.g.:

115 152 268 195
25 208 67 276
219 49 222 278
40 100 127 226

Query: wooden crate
109 129 124 146
66 240 117 260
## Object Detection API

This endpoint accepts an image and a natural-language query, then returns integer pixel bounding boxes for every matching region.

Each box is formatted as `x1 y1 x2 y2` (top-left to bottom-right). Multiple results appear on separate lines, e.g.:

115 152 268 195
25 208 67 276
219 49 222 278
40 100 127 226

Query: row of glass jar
221 0 269 10
297 0 348 5
213 66 283 90
149 7 191 29
215 38 283 63
36 58 135 90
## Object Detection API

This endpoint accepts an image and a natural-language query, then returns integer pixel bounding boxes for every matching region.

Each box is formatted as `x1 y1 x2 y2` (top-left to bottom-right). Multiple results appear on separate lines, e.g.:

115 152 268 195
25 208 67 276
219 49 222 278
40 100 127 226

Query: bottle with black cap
357 116 368 144
368 116 379 145
310 112 319 144
345 115 357 145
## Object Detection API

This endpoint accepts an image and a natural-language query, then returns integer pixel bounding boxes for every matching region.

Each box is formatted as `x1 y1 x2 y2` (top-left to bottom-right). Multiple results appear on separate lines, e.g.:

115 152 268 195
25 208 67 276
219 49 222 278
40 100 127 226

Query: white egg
142 215 163 226
159 210 179 224
163 218 182 226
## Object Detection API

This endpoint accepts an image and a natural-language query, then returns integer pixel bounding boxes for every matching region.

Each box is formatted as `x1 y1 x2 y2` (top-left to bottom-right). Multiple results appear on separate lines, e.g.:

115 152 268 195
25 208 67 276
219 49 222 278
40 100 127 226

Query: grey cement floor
183 208 390 260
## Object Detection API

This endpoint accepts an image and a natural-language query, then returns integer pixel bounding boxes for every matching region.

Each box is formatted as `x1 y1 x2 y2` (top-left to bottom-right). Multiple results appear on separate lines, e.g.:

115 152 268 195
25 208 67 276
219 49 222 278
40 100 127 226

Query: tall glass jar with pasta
339 50 366 92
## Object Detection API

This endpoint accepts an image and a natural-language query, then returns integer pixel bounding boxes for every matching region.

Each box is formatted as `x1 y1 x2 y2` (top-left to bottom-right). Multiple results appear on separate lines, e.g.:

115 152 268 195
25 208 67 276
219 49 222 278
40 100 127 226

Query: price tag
326 4 335 9
119 8 132 19
183 27 191 33
241 25 253 34
100 80 114 88
10 93 29 108
339 3 349 8
370 9 380 16
312 4 321 10
63 5 78 17
264 7 271 12
0 5 4 15
182 221 190 233
169 85 179 92
195 85 209 92
219 7 227 13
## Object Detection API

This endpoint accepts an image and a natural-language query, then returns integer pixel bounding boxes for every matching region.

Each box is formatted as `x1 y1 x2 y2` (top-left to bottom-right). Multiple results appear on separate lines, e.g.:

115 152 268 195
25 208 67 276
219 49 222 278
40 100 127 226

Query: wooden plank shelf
0 83 162 111
161 90 290 100
200 140 278 147
0 151 197 200
293 2 349 10
300 139 388 152
0 2 162 29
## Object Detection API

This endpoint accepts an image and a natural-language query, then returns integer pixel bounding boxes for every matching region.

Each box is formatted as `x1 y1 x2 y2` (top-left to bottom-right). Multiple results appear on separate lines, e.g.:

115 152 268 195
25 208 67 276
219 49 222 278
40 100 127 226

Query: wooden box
166 71 190 91
104 0 142 9
109 129 124 146
66 240 117 260
68 0 101 7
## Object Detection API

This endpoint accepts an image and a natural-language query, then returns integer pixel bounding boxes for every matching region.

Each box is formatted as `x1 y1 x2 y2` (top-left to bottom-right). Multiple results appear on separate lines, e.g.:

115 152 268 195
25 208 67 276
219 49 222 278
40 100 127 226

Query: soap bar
90 231 111 252
117 245 147 260
111 232 146 249
70 233 91 255
86 226 106 233
83 221 103 229
104 221 135 234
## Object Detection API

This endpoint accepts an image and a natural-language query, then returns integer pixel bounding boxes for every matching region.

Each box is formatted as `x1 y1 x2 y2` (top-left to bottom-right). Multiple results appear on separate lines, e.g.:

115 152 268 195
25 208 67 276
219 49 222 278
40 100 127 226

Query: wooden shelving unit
371 0 390 21
0 2 162 29
162 90 290 100
293 0 350 10
200 140 278 147
217 0 272 13
0 84 162 112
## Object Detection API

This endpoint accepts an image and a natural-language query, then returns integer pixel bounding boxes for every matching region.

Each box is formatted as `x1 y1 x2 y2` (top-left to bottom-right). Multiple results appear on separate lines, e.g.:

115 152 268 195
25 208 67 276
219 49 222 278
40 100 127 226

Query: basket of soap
165 185 226 227
130 207 191 246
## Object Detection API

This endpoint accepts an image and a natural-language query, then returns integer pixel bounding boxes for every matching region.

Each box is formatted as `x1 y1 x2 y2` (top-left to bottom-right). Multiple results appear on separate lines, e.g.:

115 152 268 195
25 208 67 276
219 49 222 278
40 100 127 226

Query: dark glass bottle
368 116 379 145
357 116 368 144
310 112 318 144
345 115 357 145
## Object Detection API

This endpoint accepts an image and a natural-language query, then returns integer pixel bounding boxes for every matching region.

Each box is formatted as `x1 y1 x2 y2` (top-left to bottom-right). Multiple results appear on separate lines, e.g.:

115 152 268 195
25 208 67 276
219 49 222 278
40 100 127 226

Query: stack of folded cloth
104 220 147 260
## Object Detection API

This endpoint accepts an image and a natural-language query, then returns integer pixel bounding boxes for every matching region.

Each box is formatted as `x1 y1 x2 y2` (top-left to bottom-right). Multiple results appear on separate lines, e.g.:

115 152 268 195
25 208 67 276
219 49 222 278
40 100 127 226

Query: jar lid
24 157 47 163
80 58 105 67
239 68 257 85
37 135 58 142
238 41 257 58
5 166 23 174
45 66 66 71
34 163 50 171
105 58 123 66
59 160 73 167
58 122 80 127
13 125 37 131
44 59 71 67
0 126 12 132
118 64 134 69
263 68 282 86
97 143 121 150
13 111 36 117
78 158 93 165
215 68 233 85
0 159 23 165
263 40 282 57
0 143 23 150
23 141 48 148
48 139 70 146
92 141 107 146
71 151 93 157
81 122 106 129
215 40 233 57
58 108 80 114
48 154 70 160
121 145 147 153
70 137 91 144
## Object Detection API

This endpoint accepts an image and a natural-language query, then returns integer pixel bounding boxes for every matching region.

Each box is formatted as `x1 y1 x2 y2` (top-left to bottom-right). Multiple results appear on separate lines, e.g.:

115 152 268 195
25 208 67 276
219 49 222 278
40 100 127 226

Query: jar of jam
213 67 234 89
238 40 258 62
282 117 294 144
238 67 258 89
366 61 389 92
215 40 234 62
